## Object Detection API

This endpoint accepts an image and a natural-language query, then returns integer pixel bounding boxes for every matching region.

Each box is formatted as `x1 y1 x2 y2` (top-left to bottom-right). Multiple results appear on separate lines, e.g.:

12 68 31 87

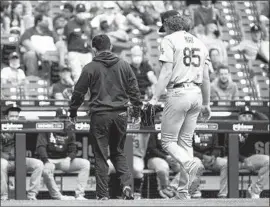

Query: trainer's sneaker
27 196 37 200
217 195 227 198
122 186 134 200
58 195 75 200
134 192 142 200
247 186 260 199
159 186 175 198
76 195 88 200
191 190 202 199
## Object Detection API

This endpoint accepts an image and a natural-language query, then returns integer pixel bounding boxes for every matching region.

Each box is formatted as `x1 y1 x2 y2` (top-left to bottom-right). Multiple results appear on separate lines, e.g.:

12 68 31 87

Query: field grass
1 198 269 206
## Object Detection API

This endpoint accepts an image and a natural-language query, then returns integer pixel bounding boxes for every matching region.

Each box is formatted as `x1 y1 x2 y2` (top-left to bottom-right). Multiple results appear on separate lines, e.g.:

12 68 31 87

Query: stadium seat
1 83 22 99
22 76 49 100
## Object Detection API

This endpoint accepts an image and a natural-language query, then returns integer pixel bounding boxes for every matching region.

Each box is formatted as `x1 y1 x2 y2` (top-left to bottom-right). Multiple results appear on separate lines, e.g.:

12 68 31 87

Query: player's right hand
200 105 211 122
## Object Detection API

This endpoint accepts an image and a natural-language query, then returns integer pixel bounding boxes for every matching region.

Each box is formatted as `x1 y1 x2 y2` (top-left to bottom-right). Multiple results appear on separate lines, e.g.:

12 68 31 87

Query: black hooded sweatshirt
69 51 142 117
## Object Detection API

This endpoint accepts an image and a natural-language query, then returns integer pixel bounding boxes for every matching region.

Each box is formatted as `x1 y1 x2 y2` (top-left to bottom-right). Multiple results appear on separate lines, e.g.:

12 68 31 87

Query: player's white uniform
159 31 210 195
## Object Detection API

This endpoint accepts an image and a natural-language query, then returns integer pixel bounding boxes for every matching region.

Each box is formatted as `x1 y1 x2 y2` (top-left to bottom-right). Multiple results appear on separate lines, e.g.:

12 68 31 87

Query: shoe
159 186 175 198
57 195 75 200
217 195 227 198
76 195 88 200
171 192 191 200
122 186 134 200
247 185 260 199
134 192 142 200
1 196 8 201
97 196 109 200
191 190 202 199
27 196 37 200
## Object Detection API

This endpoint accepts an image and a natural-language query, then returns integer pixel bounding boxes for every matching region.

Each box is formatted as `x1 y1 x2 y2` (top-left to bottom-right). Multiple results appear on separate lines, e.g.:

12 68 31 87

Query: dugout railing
1 99 269 199
1 119 269 199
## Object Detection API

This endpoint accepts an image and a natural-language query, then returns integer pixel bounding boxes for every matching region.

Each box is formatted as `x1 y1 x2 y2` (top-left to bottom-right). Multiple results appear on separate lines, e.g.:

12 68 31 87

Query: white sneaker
191 190 202 198
1 196 8 201
76 195 88 200
133 192 142 200
247 186 260 199
59 195 75 200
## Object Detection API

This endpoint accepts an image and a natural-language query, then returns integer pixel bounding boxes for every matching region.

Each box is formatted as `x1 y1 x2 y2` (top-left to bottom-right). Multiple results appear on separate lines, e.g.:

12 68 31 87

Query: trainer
69 34 142 200
149 11 211 199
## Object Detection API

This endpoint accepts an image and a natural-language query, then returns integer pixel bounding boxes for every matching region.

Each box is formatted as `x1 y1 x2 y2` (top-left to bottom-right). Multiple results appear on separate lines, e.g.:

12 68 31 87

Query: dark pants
90 111 133 198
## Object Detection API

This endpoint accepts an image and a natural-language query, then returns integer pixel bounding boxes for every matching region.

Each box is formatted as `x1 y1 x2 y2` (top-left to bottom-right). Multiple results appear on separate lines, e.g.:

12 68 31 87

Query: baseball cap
239 106 255 116
159 10 180 33
4 103 21 115
250 24 261 32
75 3 86 13
55 108 68 118
9 52 19 59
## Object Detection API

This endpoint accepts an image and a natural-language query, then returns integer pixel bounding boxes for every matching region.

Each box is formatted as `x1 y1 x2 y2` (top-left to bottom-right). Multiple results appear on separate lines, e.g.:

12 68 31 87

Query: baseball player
36 108 90 200
133 132 150 199
149 11 211 199
1 104 44 200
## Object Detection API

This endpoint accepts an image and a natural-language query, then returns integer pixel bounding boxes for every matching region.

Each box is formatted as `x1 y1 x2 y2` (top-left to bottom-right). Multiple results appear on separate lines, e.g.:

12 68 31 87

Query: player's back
133 133 150 158
162 31 209 87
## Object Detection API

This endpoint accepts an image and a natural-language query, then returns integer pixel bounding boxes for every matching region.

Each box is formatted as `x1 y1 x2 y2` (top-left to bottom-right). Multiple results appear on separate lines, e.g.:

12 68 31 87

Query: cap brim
159 25 165 33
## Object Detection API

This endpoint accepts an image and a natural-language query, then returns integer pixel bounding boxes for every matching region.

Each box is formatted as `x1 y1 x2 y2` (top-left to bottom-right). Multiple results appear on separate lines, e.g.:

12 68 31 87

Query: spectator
0 1 11 34
1 104 44 200
20 14 63 76
64 3 93 82
62 3 75 21
50 67 74 100
130 45 157 99
92 16 130 52
230 24 269 64
36 108 90 200
53 14 67 40
193 0 225 35
9 1 24 35
209 48 222 81
202 23 228 64
145 132 181 198
133 133 150 199
34 2 53 31
1 52 26 85
210 65 239 100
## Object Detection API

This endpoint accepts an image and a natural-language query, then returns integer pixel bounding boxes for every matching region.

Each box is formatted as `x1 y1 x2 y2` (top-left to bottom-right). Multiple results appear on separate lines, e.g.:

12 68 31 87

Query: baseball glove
140 103 162 127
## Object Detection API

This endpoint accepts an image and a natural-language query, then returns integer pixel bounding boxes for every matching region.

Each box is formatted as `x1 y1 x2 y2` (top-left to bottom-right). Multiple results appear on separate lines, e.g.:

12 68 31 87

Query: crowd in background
1 0 269 101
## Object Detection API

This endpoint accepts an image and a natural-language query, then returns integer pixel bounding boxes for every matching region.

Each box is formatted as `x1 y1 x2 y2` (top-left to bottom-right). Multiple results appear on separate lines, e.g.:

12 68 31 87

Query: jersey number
183 47 201 67
133 139 139 148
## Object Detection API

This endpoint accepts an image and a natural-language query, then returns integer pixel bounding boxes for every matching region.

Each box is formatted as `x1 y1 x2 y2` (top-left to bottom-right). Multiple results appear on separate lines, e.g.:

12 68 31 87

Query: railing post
15 133 27 200
228 133 239 198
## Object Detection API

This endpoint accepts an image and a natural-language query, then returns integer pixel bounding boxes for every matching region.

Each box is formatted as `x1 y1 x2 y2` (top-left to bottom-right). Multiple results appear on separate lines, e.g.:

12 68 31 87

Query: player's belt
173 82 201 89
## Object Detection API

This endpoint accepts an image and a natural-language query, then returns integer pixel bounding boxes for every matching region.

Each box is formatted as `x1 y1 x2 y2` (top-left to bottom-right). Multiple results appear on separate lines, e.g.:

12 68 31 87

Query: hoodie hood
93 51 120 67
